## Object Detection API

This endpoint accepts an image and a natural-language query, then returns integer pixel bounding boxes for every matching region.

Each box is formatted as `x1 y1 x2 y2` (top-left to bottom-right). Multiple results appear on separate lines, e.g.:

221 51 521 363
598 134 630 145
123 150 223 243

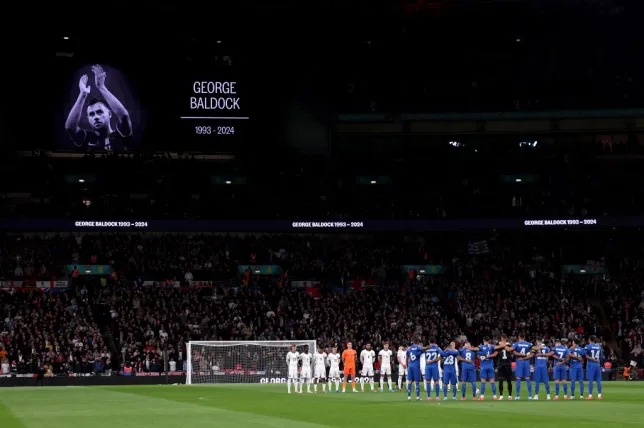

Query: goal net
186 340 317 385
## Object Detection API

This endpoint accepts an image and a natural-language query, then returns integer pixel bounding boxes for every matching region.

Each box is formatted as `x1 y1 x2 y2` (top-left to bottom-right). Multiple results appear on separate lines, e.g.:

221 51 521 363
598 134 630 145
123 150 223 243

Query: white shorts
361 366 374 377
329 369 341 379
398 365 406 376
300 367 311 379
288 368 299 379
380 365 392 376
314 366 326 379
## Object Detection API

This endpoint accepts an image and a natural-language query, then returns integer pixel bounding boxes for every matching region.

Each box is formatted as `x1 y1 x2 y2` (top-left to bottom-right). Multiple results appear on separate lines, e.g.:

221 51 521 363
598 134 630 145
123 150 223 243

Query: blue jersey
407 345 424 368
569 346 586 368
552 345 569 362
459 348 475 369
424 345 442 367
512 341 533 365
534 345 551 368
477 344 496 369
441 349 459 370
584 344 603 367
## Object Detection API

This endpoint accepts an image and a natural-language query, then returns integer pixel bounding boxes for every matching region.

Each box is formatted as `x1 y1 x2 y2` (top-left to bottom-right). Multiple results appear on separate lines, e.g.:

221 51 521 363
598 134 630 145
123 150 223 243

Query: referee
496 334 513 400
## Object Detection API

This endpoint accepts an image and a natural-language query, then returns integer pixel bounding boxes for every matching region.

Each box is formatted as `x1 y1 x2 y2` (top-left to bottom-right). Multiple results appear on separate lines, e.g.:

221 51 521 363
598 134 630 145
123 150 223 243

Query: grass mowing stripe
0 397 29 428
100 386 335 428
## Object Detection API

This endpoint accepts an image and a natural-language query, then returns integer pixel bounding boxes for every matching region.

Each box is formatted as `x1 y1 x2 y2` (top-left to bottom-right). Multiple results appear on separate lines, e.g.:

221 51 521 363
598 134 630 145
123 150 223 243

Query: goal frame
186 340 317 385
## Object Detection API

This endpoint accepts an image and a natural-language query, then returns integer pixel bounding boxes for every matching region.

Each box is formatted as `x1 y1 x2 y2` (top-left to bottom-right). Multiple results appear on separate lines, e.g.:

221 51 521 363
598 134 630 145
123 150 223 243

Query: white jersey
299 352 312 370
313 351 327 368
379 349 393 367
287 351 300 380
360 349 376 368
327 352 341 379
313 352 327 379
327 353 341 370
397 350 407 367
286 351 300 369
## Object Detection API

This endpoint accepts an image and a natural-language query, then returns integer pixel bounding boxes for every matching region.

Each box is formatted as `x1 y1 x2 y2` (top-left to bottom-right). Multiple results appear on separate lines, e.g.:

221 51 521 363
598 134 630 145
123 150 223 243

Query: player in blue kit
511 334 535 400
423 338 442 401
466 336 507 401
441 342 459 400
585 335 603 400
458 342 477 400
552 339 570 400
568 338 586 400
532 338 552 400
406 340 424 401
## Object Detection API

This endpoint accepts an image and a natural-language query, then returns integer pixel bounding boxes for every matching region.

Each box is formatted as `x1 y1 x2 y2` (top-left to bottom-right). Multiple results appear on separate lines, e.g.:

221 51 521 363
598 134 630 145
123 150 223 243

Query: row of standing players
404 333 604 401
285 335 604 400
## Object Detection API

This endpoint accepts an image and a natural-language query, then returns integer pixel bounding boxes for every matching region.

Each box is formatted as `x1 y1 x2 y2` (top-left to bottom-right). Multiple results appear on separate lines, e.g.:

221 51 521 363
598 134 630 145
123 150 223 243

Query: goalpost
186 340 317 385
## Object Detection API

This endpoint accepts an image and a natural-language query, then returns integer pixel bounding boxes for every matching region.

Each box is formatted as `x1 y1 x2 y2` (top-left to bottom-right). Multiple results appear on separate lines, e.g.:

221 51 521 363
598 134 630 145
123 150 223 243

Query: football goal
186 340 317 385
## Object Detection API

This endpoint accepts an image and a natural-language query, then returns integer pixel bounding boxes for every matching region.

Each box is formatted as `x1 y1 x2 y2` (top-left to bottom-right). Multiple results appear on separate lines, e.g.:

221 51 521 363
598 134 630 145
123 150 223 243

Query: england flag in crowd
468 240 489 255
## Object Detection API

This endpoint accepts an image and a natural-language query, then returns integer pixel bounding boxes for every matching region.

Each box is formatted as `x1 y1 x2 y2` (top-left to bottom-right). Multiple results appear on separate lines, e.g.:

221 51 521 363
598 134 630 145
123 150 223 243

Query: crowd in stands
2 231 642 378
603 280 644 369
0 287 106 375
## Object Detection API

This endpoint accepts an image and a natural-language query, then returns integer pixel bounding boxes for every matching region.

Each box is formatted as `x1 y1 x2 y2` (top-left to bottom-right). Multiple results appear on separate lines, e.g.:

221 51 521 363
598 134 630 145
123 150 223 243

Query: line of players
286 333 604 401
404 333 604 401
286 342 398 394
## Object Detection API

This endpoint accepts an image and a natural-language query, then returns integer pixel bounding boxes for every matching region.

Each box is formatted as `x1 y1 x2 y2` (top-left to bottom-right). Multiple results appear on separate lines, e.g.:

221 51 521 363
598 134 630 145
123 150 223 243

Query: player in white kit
360 343 376 392
313 347 328 393
378 341 394 392
299 346 313 393
397 345 407 391
420 346 427 391
286 344 300 394
327 346 342 392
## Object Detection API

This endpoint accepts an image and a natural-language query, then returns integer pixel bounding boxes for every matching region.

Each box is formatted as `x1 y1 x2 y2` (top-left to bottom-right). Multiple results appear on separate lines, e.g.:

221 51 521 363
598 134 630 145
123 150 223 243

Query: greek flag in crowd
468 240 489 255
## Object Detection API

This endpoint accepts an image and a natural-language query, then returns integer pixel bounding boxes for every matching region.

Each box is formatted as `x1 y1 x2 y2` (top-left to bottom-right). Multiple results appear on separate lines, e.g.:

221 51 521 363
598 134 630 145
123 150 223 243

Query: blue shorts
461 367 476 383
443 370 457 385
515 364 531 378
480 367 495 380
534 366 549 383
586 365 601 382
407 366 422 382
553 366 568 380
570 367 584 381
424 366 440 382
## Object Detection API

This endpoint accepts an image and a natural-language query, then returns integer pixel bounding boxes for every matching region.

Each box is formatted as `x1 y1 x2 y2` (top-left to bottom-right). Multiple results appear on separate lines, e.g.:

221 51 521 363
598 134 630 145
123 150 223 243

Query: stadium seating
3 231 640 376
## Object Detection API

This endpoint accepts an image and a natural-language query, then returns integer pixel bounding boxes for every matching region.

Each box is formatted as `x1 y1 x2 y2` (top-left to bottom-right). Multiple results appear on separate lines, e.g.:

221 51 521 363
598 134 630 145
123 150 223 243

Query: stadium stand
2 230 641 377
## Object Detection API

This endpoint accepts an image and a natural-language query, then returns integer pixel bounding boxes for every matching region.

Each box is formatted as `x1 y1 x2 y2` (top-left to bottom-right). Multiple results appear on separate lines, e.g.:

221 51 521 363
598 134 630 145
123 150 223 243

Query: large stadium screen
53 59 248 152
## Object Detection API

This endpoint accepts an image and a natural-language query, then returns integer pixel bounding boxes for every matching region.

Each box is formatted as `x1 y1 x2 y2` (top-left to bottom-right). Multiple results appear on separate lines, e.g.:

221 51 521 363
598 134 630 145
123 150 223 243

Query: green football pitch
1 382 642 428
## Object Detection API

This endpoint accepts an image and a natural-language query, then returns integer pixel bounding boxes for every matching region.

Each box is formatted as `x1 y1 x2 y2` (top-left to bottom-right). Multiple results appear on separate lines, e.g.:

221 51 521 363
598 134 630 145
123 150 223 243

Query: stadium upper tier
2 136 644 221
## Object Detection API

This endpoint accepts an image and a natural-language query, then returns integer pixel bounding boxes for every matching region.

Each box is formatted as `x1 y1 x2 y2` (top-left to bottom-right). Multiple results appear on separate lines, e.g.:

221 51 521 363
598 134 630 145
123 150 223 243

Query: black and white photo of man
65 64 132 150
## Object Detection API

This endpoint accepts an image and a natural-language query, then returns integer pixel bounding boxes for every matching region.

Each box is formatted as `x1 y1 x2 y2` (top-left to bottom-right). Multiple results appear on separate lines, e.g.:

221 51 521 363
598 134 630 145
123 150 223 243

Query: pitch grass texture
0 382 643 428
